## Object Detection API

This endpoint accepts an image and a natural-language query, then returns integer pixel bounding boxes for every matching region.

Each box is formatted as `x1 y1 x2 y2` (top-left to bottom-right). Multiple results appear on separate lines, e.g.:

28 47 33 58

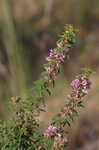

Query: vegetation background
0 0 99 149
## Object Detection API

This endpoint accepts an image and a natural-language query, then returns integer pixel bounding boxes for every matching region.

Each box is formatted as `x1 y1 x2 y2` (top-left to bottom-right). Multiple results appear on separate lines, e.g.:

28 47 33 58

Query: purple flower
58 52 65 62
44 125 59 138
44 66 57 80
70 77 91 99
44 66 53 74
44 47 67 82
46 49 56 61
46 49 65 63
71 78 81 90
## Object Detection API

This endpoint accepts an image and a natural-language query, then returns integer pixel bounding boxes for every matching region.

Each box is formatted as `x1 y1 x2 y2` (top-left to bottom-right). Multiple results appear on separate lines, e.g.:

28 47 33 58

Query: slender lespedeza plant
43 69 93 149
0 25 94 150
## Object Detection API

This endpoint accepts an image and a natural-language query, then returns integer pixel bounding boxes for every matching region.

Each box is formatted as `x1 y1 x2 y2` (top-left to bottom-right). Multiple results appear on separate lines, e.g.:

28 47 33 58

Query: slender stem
2 0 27 95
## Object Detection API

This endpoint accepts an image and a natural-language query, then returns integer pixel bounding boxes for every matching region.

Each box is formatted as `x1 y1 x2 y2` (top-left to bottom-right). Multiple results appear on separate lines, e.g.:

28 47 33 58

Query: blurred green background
0 0 99 149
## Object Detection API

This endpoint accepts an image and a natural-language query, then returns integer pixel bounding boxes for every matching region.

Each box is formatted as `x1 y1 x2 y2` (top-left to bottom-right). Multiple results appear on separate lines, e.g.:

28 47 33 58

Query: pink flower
46 49 65 63
44 48 66 82
44 125 59 138
46 49 56 61
44 66 57 80
71 78 81 90
44 66 53 74
58 52 65 62
70 77 91 99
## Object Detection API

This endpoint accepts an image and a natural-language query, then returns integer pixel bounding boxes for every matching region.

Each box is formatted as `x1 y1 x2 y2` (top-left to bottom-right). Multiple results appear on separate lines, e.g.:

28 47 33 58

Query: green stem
2 0 28 95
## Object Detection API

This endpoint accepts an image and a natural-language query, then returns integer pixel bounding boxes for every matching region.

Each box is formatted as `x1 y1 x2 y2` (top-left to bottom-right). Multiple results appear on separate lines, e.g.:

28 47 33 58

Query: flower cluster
42 25 78 96
44 125 59 138
70 77 91 99
44 48 66 81
43 25 76 82
43 125 68 148
43 70 93 149
46 49 66 63
42 26 79 149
